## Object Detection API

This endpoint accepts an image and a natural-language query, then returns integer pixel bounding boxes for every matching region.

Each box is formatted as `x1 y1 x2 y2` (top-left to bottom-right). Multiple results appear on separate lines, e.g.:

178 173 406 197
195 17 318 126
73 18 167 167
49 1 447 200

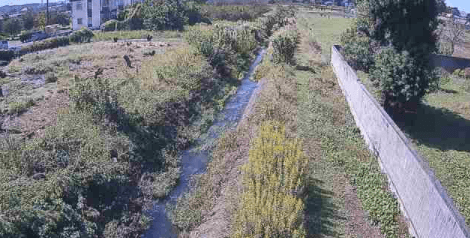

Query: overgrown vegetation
141 0 194 31
0 5 272 236
232 121 307 238
340 19 374 71
272 26 299 64
371 48 437 103
168 6 301 235
69 27 94 43
19 30 33 43
20 36 70 54
184 22 259 79
7 98 35 114
341 0 439 106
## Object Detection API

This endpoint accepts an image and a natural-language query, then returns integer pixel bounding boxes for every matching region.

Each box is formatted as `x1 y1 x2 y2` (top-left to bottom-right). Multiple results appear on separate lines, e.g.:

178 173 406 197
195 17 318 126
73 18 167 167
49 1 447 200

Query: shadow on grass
305 177 346 237
439 88 459 94
393 103 470 153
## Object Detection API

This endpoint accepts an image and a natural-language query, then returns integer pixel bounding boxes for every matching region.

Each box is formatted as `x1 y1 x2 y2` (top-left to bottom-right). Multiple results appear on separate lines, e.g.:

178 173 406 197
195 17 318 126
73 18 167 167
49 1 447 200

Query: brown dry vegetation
0 40 179 138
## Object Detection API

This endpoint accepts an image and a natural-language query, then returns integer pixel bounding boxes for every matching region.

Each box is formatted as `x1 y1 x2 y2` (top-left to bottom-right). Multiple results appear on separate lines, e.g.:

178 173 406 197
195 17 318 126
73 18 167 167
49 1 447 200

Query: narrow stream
142 48 266 238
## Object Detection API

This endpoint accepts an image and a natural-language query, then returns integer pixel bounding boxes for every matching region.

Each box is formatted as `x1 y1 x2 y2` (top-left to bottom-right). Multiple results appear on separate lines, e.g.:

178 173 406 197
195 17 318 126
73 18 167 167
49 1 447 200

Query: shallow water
142 49 266 238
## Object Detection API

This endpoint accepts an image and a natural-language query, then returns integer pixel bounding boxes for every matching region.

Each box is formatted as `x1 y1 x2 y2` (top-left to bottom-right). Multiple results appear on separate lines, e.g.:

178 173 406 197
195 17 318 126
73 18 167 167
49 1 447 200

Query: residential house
71 0 142 30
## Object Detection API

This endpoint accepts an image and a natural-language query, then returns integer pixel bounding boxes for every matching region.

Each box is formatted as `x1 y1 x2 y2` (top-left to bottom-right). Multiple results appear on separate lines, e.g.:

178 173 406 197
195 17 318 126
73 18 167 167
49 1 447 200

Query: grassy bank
169 9 409 238
0 16 267 237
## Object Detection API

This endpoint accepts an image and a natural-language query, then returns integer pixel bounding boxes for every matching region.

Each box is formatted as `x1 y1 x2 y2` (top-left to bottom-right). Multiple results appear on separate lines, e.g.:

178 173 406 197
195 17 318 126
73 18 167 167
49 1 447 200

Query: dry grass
92 30 183 42
0 40 178 137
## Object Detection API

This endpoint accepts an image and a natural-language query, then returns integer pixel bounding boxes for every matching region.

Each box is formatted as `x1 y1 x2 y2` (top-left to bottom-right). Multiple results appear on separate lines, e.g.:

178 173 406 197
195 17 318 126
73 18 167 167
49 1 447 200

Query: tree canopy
3 18 22 36
369 0 439 56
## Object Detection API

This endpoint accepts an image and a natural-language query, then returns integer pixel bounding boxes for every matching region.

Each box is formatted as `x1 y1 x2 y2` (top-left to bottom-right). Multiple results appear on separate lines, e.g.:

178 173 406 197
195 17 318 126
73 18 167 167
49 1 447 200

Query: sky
446 0 470 13
0 0 62 8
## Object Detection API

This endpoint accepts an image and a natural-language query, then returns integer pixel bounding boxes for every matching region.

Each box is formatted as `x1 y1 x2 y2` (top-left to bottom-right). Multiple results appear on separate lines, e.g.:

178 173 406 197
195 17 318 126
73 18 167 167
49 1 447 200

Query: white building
71 0 141 31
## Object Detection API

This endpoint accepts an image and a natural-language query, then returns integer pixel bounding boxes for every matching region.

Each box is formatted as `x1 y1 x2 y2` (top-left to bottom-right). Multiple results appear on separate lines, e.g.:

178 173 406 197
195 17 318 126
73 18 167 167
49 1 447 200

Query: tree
34 13 46 30
436 0 446 14
438 17 467 55
368 0 439 105
3 18 22 36
369 0 439 56
22 11 34 30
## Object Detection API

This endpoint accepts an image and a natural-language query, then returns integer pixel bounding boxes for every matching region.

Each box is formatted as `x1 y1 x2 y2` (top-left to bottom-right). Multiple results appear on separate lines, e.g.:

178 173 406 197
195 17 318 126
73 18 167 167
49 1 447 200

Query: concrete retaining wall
331 45 470 238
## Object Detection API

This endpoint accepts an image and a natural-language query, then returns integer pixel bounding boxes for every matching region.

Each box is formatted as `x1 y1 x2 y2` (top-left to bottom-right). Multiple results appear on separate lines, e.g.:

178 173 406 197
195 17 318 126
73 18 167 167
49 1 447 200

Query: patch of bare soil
453 40 470 59
344 182 384 238
19 91 69 139
72 41 179 80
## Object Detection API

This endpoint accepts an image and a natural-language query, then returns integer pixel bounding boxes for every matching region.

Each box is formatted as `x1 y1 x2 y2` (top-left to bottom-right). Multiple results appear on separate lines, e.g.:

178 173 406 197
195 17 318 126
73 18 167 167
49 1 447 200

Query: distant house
8 13 22 19
70 0 143 31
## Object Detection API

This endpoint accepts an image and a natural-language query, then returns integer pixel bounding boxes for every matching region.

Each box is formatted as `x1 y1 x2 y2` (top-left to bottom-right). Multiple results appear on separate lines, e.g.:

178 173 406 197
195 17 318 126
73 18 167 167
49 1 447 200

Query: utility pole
46 0 49 26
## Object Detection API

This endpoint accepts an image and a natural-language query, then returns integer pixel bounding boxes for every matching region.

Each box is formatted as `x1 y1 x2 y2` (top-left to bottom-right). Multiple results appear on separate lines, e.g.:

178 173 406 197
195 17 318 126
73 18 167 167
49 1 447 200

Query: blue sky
446 0 470 13
0 0 62 8
1 0 469 12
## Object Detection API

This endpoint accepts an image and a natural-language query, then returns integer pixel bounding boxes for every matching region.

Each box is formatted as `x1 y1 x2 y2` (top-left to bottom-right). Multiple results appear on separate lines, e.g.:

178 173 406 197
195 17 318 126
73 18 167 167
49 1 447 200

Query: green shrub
232 121 307 238
0 50 15 61
371 48 437 103
453 69 465 77
69 27 94 43
185 1 210 25
57 36 70 46
45 72 58 83
138 47 211 93
19 31 33 43
19 37 69 54
437 41 453 56
185 22 258 78
272 26 299 65
142 0 188 31
259 5 296 37
340 23 374 71
102 20 118 31
69 76 120 122
8 98 35 114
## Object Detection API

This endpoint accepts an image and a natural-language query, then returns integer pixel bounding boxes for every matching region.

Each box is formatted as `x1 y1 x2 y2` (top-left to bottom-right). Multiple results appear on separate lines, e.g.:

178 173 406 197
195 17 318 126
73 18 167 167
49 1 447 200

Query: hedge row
20 36 70 54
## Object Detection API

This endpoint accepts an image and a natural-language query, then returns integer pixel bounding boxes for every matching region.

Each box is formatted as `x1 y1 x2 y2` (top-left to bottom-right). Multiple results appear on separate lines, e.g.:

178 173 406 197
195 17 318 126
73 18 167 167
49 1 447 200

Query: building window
76 2 82 10
77 18 83 25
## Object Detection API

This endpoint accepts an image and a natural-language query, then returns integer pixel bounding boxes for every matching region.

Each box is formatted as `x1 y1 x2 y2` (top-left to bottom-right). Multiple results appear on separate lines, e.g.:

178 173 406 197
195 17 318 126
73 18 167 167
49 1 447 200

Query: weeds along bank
0 6 299 238
169 11 411 237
